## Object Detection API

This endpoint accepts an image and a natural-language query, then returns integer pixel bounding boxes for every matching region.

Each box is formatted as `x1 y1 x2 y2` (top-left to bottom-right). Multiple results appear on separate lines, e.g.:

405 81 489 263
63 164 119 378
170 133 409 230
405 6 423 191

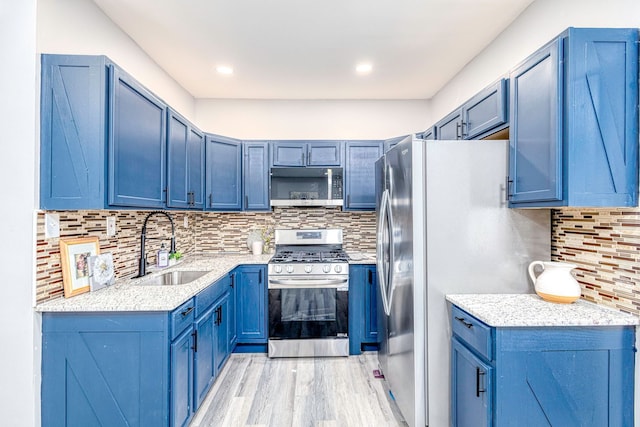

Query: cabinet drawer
451 306 493 361
195 277 228 317
171 298 195 340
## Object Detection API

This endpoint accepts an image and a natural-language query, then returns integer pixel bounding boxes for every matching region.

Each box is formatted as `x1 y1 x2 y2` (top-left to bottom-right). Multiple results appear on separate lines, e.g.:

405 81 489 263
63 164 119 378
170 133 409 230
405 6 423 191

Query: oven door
268 277 348 340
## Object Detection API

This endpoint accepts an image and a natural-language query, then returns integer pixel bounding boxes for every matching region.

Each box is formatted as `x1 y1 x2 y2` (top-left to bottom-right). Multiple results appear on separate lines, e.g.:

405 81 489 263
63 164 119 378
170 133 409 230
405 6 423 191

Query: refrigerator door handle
376 189 392 316
386 185 396 313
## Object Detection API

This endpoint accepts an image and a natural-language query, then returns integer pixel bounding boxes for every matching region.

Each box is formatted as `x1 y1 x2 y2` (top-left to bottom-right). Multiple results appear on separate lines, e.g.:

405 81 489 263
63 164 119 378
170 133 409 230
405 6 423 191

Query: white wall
431 0 640 120
195 99 431 139
0 1 38 425
37 0 196 120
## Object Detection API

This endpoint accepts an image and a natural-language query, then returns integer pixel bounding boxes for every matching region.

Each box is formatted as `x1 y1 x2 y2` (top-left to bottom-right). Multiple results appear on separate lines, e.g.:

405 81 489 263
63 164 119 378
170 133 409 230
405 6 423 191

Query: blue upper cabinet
463 78 507 139
422 126 436 140
435 78 508 140
307 141 342 166
509 28 639 208
272 141 342 167
109 66 168 208
167 109 204 210
344 141 382 211
243 142 270 211
205 134 242 211
436 109 463 140
40 55 109 210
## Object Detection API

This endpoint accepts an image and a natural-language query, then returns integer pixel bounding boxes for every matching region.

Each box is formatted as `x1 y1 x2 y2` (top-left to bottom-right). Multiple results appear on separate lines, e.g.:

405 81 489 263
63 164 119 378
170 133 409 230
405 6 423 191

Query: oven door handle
268 278 349 289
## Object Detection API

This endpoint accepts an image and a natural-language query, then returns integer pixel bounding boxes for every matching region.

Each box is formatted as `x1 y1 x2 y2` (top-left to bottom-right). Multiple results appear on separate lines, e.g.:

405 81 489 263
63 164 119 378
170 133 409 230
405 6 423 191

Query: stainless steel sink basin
136 270 209 286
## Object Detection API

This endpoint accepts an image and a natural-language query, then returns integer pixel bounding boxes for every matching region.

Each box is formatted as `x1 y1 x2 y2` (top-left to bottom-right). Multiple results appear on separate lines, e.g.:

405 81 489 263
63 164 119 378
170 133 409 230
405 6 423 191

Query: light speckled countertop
446 294 640 327
346 252 376 264
37 252 376 313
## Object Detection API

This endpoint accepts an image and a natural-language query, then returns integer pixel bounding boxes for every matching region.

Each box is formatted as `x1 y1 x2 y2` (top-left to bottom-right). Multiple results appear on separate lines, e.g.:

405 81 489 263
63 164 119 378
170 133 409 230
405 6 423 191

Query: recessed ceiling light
356 63 373 74
216 65 234 75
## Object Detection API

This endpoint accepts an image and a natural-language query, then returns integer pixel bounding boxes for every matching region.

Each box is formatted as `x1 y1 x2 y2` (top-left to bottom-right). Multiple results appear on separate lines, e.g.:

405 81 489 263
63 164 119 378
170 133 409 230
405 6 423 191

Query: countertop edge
446 293 640 327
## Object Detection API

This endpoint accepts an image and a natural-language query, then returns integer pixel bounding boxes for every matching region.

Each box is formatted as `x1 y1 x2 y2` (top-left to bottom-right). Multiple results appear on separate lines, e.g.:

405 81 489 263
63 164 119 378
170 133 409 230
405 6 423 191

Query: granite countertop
36 251 376 313
347 252 376 264
446 294 640 327
36 254 272 313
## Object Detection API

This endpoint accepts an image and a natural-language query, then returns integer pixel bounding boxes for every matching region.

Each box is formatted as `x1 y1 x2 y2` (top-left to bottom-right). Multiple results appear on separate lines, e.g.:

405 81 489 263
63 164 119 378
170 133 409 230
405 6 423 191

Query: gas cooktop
269 249 349 264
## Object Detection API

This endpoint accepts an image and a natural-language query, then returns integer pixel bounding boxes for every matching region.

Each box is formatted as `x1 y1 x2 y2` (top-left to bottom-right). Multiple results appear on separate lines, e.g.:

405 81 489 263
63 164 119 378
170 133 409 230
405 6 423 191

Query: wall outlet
183 215 189 229
106 216 116 237
44 213 60 239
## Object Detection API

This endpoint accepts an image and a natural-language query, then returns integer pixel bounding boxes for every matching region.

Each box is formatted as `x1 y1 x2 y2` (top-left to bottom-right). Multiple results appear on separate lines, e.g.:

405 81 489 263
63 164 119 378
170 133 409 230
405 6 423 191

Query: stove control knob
334 265 343 273
322 265 331 273
286 265 294 274
304 265 313 273
273 265 282 274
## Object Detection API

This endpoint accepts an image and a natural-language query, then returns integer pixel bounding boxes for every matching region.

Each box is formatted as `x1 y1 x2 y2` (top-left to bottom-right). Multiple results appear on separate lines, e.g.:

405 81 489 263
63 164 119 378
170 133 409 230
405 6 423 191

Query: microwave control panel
332 174 343 199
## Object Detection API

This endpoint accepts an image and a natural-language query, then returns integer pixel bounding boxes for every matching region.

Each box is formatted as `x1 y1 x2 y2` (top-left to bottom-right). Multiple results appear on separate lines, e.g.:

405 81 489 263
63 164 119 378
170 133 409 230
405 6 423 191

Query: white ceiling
92 0 535 100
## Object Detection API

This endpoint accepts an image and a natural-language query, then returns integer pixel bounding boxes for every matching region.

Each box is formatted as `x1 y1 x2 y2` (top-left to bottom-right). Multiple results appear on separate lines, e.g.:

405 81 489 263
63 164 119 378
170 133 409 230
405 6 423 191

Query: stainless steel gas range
267 229 349 357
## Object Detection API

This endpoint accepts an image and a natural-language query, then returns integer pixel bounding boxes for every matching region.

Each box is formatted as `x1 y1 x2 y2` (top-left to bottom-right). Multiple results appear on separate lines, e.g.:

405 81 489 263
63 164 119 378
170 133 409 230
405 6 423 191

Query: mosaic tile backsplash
551 208 640 316
36 207 640 315
35 208 376 304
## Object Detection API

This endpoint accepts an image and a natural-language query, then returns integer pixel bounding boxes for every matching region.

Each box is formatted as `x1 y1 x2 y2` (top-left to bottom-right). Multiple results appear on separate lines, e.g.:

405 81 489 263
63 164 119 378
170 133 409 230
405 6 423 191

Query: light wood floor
190 352 408 427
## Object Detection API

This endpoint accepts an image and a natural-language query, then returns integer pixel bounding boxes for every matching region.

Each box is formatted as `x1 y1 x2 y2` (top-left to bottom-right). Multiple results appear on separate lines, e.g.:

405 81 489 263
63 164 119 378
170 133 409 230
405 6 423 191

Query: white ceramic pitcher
528 261 581 304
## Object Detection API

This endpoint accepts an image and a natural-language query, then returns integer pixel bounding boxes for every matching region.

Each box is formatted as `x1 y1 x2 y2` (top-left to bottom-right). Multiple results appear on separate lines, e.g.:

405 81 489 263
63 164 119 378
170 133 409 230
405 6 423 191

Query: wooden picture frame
60 236 100 298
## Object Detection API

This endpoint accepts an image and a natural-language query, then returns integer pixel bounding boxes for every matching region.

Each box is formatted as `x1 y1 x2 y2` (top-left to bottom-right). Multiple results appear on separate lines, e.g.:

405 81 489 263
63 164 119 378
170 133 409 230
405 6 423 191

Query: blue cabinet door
509 39 563 204
213 294 230 374
363 265 378 343
109 66 167 208
171 326 194 427
205 134 242 210
451 338 492 427
228 272 237 348
167 109 204 209
349 265 379 355
41 312 169 427
463 78 508 139
188 127 205 209
436 109 463 140
40 55 109 210
307 141 342 166
193 306 215 410
272 141 306 166
236 265 267 343
243 142 270 210
344 141 382 211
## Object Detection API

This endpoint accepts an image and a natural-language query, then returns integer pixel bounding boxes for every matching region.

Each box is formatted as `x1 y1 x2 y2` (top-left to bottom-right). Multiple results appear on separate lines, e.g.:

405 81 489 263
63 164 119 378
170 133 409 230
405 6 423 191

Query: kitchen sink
136 270 210 286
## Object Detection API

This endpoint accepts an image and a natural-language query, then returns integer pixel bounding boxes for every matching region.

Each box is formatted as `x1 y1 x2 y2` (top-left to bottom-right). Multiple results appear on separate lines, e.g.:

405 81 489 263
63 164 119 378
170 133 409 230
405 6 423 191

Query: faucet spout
135 211 176 278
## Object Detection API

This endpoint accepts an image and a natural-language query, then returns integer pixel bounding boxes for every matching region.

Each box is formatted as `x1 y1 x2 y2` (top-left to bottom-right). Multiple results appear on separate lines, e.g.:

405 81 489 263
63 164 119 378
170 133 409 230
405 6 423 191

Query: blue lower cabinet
193 305 216 409
213 293 230 372
349 264 378 355
450 306 635 426
451 338 492 427
42 311 174 427
227 272 237 348
235 265 267 344
171 326 194 427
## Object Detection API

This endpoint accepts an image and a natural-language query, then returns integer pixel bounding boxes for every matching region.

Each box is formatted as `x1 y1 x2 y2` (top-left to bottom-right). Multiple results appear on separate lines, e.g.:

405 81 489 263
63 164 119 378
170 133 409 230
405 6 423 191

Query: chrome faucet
135 211 176 278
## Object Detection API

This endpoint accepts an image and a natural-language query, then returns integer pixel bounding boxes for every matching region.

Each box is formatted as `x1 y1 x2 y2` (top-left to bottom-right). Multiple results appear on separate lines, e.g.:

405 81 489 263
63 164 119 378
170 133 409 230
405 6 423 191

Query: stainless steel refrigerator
375 136 550 427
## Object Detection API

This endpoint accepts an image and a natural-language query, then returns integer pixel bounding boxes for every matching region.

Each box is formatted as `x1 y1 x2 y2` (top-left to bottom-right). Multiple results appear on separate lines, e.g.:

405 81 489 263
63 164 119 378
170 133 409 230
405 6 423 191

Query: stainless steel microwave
270 167 343 207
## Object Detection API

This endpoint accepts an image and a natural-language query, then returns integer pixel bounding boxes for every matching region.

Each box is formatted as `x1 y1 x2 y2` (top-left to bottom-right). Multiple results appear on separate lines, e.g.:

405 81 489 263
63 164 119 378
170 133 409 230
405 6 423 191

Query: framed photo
60 236 100 298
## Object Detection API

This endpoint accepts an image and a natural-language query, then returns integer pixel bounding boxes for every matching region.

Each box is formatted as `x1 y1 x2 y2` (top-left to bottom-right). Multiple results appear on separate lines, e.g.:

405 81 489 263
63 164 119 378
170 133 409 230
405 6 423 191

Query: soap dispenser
157 243 169 268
